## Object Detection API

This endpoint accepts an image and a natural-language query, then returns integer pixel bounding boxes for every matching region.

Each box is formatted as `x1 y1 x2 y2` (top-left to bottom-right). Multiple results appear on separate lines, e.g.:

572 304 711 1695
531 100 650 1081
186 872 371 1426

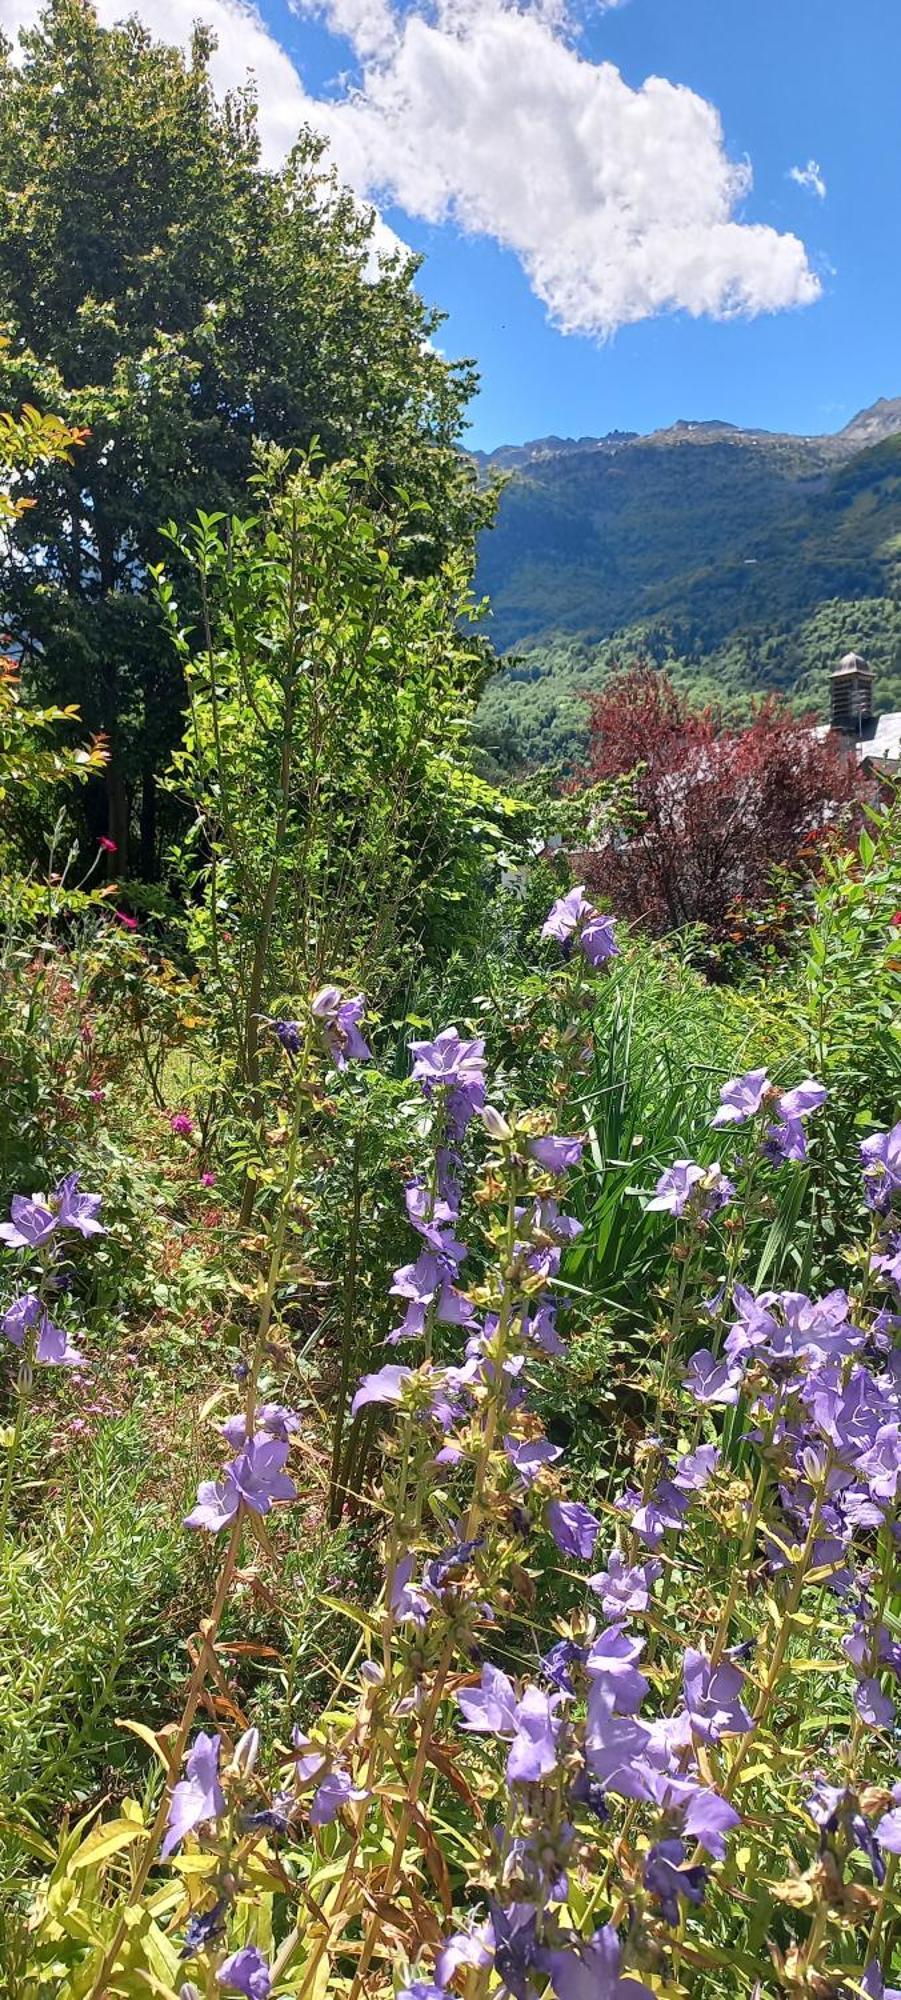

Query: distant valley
473 399 901 769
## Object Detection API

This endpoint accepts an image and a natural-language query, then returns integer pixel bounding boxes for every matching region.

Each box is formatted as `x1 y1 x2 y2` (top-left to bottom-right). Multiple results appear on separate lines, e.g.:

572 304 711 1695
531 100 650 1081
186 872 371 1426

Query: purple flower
399 1986 447 2000
644 1838 707 1926
647 1160 733 1220
389 1554 435 1626
588 1550 660 1621
875 1789 901 1855
584 1686 653 1800
350 1364 413 1416
506 1685 563 1783
162 1733 225 1856
778 1079 828 1120
763 1115 810 1164
585 1625 649 1714
541 1638 587 1693
544 1925 654 2000
457 1662 520 1737
681 1785 740 1859
2 1293 84 1366
54 1174 105 1237
273 1017 302 1054
861 1121 901 1212
185 1436 296 1532
219 1403 299 1449
853 1677 895 1729
542 886 593 943
312 987 370 1068
683 1649 752 1741
860 1964 901 2000
217 1947 272 1999
170 1112 194 1138
580 915 618 966
528 1136 584 1173
504 1435 563 1487
711 1068 769 1128
0 1195 58 1250
546 1499 600 1562
436 1922 495 1986
409 1026 486 1097
673 1443 720 1491
684 1348 743 1406
309 1766 365 1824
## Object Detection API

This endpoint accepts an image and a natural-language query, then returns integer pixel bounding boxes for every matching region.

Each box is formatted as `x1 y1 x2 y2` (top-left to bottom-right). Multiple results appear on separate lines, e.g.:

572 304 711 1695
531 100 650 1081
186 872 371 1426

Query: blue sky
4 0 897 450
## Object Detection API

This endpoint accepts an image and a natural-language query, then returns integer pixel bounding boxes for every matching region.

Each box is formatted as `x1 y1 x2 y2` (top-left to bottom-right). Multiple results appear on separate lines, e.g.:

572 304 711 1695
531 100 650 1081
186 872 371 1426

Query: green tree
0 0 488 872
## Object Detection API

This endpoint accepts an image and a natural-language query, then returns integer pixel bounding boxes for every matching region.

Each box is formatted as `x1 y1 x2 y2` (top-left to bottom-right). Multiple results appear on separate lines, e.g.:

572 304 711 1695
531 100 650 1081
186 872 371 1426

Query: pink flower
170 1112 194 1138
201 1171 216 1187
114 911 138 931
98 836 117 854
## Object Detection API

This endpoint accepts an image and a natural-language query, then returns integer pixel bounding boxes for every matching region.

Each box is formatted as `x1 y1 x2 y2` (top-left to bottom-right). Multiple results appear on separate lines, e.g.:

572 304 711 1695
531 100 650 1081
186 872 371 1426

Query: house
814 652 901 776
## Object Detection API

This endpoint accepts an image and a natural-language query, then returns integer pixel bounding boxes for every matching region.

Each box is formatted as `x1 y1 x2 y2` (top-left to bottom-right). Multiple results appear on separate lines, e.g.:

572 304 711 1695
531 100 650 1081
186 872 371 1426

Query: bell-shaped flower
162 1732 225 1856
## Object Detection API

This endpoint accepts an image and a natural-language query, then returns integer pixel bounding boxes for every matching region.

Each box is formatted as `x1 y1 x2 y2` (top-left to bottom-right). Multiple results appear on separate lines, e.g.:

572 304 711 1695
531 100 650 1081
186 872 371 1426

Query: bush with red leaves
576 666 863 937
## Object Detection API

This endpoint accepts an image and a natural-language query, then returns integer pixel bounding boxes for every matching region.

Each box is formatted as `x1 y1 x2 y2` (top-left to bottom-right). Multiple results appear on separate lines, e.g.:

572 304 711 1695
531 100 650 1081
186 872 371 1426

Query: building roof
813 712 901 766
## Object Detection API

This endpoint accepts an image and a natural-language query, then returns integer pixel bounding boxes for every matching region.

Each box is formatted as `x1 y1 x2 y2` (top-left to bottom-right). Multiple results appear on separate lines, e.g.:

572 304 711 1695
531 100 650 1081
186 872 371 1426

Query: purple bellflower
711 1068 769 1127
544 1925 654 2000
185 1436 296 1532
162 1732 225 1857
862 1120 901 1213
683 1648 752 1741
2 1292 83 1365
546 1499 600 1562
311 987 371 1068
351 1363 413 1416
527 1135 584 1173
216 1947 272 1998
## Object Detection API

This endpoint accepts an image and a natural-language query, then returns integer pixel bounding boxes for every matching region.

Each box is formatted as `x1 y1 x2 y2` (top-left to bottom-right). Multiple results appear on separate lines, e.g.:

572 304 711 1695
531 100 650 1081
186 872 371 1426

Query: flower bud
180 1986 202 2000
17 1362 33 1394
481 1105 512 1143
233 1726 260 1775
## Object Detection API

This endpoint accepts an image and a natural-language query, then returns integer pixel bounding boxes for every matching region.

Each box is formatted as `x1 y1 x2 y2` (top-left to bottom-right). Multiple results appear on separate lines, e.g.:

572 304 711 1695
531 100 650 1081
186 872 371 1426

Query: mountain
473 400 901 769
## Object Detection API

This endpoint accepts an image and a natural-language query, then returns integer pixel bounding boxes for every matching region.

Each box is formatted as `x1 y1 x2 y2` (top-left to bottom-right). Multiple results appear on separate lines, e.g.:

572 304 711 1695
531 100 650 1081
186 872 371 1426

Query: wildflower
273 1019 302 1056
504 1435 563 1487
588 1550 660 1621
409 1026 487 1135
114 910 138 930
643 1838 707 1926
309 1765 366 1824
181 1899 227 1956
527 1135 584 1173
684 1348 743 1406
311 986 371 1068
0 1195 58 1250
486 1900 544 2000
853 1677 895 1730
457 1666 563 1783
57 1173 105 1237
543 1924 654 1999
861 1120 901 1212
546 1499 600 1562
217 1947 272 1998
98 835 117 853
586 1625 649 1714
542 886 593 942
711 1068 769 1127
436 1922 495 1986
170 1112 194 1138
681 1785 740 1858
350 1364 413 1415
185 1436 296 1531
580 914 618 966
201 1171 216 1188
647 1160 733 1219
683 1648 752 1741
875 1786 901 1855
2 1294 84 1366
162 1733 225 1857
540 1638 587 1693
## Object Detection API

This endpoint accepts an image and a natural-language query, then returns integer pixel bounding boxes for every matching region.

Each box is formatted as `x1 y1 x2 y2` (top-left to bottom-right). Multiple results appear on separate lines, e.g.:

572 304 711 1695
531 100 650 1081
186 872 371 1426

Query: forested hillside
474 404 901 767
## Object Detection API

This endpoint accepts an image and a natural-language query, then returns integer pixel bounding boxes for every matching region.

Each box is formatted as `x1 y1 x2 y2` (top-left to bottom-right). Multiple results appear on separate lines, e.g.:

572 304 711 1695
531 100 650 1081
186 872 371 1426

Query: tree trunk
140 768 158 880
105 755 130 874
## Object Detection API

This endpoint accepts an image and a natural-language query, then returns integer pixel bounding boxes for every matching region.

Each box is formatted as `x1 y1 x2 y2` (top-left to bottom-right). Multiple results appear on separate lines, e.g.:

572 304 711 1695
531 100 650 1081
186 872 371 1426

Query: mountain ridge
473 398 901 770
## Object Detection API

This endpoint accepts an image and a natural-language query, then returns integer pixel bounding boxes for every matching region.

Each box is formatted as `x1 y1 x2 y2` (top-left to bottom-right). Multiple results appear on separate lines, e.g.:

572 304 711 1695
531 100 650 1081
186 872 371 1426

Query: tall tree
0 0 488 872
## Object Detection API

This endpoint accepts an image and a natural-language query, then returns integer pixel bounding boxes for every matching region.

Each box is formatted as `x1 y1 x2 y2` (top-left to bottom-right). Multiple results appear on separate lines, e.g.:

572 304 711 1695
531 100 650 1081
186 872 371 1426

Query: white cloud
789 158 827 201
1 0 822 336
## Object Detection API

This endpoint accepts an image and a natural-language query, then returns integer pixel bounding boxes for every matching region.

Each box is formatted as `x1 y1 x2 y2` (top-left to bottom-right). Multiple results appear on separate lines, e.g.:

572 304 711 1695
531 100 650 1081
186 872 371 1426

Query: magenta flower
170 1112 194 1138
185 1436 296 1531
217 1946 272 1998
98 835 117 853
162 1732 225 1856
711 1068 769 1127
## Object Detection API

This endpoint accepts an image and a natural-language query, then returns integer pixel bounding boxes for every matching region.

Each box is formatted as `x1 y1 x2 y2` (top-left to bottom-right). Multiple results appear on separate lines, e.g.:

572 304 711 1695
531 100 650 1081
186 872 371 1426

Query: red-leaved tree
576 666 863 935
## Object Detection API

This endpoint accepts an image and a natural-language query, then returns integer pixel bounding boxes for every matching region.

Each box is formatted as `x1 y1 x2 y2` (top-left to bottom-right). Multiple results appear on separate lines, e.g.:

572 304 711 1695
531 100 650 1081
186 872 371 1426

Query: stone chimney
830 651 874 732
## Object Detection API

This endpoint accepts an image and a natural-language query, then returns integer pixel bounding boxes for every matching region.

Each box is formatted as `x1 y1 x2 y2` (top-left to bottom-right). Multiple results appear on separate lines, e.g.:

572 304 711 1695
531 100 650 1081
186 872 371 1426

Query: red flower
114 911 138 931
891 912 901 928
98 836 117 854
